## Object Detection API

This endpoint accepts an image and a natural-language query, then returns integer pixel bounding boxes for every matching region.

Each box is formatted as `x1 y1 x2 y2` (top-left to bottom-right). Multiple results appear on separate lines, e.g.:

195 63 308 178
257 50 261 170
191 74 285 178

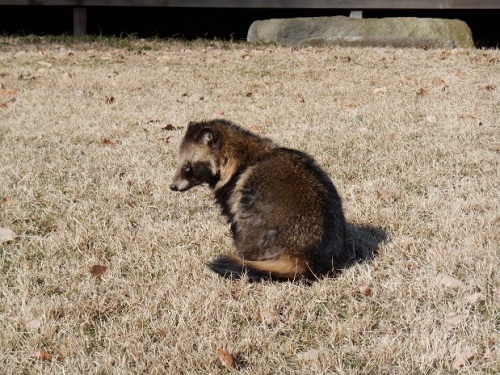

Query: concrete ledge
247 16 474 49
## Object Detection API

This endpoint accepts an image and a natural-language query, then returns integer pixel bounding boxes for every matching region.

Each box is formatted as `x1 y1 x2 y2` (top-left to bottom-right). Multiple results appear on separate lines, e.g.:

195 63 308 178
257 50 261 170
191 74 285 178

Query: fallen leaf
89 265 107 277
30 350 53 361
373 87 387 94
100 138 119 147
440 50 452 59
190 93 204 101
162 124 176 131
444 314 466 329
0 86 17 98
484 84 496 91
359 285 372 297
124 199 137 208
256 310 278 326
376 190 391 201
1 196 17 206
382 132 395 142
297 93 305 103
37 61 52 68
0 227 17 243
432 78 446 86
105 96 115 105
417 87 428 96
248 124 263 133
464 292 486 305
453 350 475 369
25 319 42 330
437 273 465 289
29 350 62 361
217 347 236 369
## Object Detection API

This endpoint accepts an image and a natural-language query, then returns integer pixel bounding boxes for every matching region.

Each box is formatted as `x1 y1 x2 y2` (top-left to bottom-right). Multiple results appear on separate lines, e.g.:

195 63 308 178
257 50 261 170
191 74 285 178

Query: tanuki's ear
198 127 219 147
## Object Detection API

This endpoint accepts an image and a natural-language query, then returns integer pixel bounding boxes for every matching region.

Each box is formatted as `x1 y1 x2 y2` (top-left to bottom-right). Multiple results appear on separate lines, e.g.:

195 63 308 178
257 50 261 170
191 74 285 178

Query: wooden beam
0 0 499 9
73 7 87 36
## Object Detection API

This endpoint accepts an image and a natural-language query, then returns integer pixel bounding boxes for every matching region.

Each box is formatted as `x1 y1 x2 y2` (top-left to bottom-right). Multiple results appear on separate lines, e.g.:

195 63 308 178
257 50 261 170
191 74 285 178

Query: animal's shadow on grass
344 222 389 268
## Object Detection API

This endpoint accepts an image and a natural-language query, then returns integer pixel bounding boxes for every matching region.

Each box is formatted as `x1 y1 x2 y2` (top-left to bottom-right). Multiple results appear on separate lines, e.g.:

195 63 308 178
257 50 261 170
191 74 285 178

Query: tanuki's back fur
170 119 351 281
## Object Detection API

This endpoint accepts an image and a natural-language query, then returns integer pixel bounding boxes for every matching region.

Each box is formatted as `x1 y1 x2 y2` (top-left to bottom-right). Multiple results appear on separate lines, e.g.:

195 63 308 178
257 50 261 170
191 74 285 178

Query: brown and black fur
170 119 351 281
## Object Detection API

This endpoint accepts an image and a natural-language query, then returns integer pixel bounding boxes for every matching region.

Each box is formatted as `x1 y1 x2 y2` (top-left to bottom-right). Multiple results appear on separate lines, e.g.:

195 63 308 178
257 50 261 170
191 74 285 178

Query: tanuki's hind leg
208 254 310 281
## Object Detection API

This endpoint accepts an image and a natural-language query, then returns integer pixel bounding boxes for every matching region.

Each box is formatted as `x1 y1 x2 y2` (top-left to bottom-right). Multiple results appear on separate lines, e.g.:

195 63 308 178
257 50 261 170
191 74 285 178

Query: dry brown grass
0 37 499 374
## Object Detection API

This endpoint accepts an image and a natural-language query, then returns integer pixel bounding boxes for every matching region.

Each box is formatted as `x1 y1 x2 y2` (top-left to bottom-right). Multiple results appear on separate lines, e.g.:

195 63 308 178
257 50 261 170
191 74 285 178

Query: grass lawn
0 37 499 374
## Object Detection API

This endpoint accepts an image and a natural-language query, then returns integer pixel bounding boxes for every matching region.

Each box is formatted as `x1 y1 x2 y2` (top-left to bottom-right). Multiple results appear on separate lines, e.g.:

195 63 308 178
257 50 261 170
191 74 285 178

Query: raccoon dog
170 119 350 281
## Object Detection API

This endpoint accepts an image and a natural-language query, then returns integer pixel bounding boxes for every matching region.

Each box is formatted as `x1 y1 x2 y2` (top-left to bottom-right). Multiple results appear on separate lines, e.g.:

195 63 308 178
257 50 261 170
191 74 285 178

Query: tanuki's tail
208 254 309 282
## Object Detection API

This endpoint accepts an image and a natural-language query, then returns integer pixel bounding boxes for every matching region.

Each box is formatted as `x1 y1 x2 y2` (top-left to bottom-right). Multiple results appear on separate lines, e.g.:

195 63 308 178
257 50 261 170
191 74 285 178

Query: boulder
247 16 474 49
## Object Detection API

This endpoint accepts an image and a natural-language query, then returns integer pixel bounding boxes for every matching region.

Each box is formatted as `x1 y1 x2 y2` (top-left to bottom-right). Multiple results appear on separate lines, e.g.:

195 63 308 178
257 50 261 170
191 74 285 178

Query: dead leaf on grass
162 124 176 131
248 124 263 134
0 227 17 243
382 132 395 142
373 87 387 94
440 50 452 60
124 199 137 208
376 190 391 201
463 292 486 305
217 347 236 370
100 138 120 147
483 84 496 91
432 78 446 86
105 96 116 105
436 273 465 289
213 109 226 116
89 265 107 278
25 319 42 330
0 86 18 98
37 61 52 68
2 196 17 206
444 314 466 329
417 87 429 96
359 285 372 297
452 350 475 369
256 310 278 326
29 350 63 362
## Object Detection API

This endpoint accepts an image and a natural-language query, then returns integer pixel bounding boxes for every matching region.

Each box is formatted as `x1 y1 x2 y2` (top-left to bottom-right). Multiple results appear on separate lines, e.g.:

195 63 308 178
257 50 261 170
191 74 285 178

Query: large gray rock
247 16 474 49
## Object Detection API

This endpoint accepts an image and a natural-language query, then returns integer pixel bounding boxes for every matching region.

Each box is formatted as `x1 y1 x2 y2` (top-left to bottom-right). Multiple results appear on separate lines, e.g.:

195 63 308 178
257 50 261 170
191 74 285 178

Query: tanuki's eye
183 165 193 177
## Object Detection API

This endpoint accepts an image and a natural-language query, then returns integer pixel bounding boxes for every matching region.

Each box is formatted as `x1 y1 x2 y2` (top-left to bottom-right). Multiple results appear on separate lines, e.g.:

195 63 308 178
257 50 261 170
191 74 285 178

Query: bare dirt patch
0 38 498 373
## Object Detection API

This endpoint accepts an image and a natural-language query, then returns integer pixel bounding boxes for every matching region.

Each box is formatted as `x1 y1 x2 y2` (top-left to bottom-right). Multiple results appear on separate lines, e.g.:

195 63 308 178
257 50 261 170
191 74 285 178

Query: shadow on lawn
344 222 389 267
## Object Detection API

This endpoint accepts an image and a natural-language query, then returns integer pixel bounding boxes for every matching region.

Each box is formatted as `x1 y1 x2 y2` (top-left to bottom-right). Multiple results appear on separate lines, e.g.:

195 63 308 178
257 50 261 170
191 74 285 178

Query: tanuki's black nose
169 183 178 191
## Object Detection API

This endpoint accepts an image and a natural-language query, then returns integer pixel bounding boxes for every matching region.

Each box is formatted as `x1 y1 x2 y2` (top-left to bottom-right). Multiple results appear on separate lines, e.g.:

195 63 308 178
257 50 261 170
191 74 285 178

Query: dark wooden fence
1 1 499 35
